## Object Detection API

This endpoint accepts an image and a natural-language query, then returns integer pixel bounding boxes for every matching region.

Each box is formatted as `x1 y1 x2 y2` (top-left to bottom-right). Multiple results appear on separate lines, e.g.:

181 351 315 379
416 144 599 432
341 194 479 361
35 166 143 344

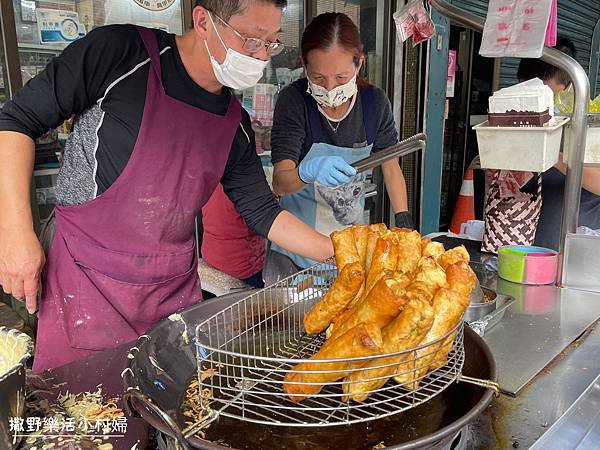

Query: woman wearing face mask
268 12 411 273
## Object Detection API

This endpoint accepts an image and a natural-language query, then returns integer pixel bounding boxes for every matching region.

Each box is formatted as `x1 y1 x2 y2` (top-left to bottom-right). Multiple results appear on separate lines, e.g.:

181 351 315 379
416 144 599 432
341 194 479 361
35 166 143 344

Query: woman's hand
298 156 357 186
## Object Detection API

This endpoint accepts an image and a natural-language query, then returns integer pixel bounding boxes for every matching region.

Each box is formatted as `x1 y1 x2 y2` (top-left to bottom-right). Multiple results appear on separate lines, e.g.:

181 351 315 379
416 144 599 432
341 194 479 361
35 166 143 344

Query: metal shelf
429 0 591 287
18 42 65 53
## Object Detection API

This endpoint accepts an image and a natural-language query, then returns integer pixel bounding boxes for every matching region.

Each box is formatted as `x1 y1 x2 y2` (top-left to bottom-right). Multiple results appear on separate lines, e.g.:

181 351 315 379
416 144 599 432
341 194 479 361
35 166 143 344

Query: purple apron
33 27 241 372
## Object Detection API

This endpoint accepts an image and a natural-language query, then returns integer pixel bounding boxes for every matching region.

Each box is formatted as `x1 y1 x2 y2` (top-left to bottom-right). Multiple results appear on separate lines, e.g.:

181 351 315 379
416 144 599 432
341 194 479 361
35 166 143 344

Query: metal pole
182 0 194 31
0 1 41 237
429 0 590 283
0 0 22 97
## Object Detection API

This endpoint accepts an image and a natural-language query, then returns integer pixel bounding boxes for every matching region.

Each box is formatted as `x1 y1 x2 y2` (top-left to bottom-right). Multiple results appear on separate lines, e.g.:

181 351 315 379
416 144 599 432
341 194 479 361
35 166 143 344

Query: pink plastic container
524 252 558 284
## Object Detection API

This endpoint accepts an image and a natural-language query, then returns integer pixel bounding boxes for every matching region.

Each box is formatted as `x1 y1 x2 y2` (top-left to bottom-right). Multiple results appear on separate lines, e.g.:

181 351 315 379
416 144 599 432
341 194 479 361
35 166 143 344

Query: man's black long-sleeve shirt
0 24 281 236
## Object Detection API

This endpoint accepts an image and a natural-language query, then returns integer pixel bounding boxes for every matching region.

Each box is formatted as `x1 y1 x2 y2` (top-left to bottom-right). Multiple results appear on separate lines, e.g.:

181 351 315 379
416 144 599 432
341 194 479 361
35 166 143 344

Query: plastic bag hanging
479 0 553 58
393 1 417 43
393 0 435 46
411 1 435 46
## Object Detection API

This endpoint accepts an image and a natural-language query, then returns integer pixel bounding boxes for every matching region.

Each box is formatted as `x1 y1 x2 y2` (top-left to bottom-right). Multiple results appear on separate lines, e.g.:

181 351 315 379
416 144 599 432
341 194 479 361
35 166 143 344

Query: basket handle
456 374 500 396
123 387 191 450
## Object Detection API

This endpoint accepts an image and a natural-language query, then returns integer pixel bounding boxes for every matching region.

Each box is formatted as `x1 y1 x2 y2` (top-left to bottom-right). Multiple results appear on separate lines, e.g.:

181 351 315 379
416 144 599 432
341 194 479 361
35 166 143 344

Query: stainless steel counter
433 236 600 449
481 280 600 395
470 318 600 449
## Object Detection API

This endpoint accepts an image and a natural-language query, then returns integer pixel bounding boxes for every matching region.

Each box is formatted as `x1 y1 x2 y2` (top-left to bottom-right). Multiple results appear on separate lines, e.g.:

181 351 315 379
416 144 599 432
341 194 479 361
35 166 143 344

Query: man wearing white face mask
0 0 334 371
268 12 411 273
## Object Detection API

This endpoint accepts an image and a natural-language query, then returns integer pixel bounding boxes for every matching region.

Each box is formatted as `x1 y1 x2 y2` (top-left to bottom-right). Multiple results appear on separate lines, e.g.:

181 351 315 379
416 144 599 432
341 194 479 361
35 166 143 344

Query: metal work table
471 317 600 449
436 236 600 449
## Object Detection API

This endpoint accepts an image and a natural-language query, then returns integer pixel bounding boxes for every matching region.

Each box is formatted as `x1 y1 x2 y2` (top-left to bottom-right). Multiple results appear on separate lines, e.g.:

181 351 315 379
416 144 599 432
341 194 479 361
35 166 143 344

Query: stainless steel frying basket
194 261 466 428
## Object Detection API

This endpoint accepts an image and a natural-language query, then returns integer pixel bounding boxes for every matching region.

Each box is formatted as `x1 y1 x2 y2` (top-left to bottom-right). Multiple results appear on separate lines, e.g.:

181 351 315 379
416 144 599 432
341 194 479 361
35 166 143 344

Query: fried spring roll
329 269 394 332
343 284 434 402
283 322 384 402
413 257 447 299
392 271 412 289
331 228 360 270
352 225 370 269
445 260 477 298
396 261 474 380
368 223 388 234
428 262 475 369
394 287 468 390
303 262 364 335
330 270 393 331
364 231 380 274
438 245 470 270
329 276 409 341
344 281 366 311
394 229 422 274
365 234 399 293
422 240 446 261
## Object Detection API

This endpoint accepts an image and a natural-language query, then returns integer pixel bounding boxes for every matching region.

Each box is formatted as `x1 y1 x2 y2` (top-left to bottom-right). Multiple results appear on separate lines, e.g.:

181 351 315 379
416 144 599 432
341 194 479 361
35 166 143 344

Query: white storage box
473 117 569 172
563 114 600 165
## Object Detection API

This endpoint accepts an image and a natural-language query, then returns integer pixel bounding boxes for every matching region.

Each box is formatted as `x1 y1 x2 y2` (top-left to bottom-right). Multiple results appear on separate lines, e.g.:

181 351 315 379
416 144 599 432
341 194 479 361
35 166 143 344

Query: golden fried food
365 234 399 293
394 287 468 390
391 271 412 290
304 262 364 335
283 322 384 402
368 223 388 234
445 260 477 298
421 240 445 261
331 228 360 270
364 231 380 274
329 276 408 341
343 283 434 402
413 257 447 298
426 261 477 369
393 229 422 274
330 269 394 330
352 225 370 269
294 225 475 402
438 245 470 270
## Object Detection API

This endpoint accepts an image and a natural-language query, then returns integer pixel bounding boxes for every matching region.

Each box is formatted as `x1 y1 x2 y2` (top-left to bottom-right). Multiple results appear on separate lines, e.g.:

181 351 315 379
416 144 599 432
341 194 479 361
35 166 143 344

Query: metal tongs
351 132 427 173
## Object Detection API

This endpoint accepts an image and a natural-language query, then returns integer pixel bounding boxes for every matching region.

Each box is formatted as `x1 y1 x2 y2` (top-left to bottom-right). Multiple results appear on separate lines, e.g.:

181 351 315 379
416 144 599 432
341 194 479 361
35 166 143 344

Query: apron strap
359 85 378 146
297 78 329 145
135 26 164 93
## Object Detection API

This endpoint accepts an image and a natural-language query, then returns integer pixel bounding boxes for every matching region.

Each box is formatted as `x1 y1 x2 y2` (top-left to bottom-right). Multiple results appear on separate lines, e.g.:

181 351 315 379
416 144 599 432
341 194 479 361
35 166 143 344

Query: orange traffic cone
449 168 475 234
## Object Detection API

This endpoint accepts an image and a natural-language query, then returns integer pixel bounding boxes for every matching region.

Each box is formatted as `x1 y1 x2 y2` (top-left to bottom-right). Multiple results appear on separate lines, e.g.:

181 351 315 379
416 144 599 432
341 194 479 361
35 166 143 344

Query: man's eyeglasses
211 12 285 56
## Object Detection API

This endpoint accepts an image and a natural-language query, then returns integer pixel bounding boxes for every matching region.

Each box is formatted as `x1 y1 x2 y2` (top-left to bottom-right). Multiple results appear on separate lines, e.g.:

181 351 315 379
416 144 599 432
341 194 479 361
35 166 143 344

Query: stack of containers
473 78 569 171
497 245 558 285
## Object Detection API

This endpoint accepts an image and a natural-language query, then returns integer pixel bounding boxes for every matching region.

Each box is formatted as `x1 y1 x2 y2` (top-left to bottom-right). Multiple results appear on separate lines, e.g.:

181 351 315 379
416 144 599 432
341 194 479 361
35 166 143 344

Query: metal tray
466 293 515 337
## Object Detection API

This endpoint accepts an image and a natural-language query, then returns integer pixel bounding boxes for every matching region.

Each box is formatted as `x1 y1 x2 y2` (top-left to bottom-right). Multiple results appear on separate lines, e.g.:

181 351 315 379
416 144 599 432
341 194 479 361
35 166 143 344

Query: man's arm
223 118 333 262
268 211 334 261
0 132 44 312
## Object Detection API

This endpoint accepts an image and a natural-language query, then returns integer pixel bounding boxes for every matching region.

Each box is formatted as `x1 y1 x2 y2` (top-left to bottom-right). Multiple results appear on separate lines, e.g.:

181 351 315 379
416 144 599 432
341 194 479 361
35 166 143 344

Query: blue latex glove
298 156 357 187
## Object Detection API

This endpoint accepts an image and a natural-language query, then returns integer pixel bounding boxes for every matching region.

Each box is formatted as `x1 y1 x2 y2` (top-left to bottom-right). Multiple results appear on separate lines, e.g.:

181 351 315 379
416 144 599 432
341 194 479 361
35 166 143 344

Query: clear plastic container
498 246 558 285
